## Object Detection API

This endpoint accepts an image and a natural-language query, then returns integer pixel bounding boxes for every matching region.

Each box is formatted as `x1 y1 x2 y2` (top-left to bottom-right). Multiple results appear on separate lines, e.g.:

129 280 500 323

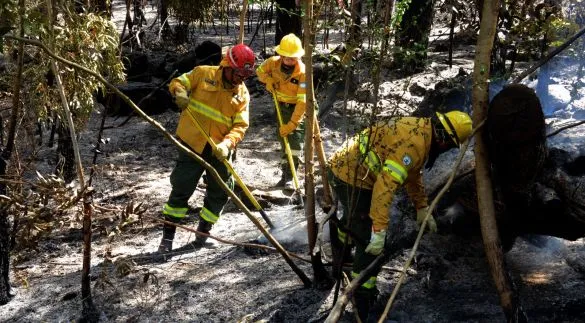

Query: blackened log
431 84 585 248
487 84 546 209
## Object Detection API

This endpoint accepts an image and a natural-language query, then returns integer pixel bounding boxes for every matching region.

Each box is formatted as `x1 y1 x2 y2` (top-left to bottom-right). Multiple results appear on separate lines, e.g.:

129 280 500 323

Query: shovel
271 93 304 205
185 109 276 229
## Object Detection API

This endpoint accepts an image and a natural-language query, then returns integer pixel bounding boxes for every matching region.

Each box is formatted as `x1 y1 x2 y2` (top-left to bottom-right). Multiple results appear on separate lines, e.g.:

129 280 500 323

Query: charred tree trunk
55 123 76 183
488 84 585 242
0 0 25 305
487 84 546 251
302 0 331 288
89 0 111 15
159 0 170 35
0 153 10 305
422 73 585 254
0 196 9 305
448 0 457 68
393 0 434 74
275 0 302 45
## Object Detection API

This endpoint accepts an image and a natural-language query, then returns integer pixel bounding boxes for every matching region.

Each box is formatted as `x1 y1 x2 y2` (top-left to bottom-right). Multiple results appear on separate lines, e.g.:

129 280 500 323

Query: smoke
528 43 585 119
521 234 568 257
444 202 466 222
254 205 331 246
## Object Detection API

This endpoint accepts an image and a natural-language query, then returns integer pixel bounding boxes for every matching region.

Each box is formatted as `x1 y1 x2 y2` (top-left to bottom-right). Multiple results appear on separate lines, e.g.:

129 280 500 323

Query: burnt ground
2 1 585 322
1 71 585 322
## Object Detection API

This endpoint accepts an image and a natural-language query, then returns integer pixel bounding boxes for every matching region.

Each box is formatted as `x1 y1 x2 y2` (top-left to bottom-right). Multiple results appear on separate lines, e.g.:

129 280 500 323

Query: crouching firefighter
158 44 255 252
327 111 473 321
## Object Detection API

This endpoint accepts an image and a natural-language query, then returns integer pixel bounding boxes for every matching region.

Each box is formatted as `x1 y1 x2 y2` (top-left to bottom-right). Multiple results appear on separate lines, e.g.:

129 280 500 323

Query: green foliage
15 11 125 124
166 0 215 24
502 1 578 58
0 0 17 48
0 0 17 27
391 0 412 29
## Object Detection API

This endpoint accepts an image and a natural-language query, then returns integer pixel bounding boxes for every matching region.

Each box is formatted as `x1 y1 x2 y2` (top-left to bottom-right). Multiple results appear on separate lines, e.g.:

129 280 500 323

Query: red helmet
226 44 255 77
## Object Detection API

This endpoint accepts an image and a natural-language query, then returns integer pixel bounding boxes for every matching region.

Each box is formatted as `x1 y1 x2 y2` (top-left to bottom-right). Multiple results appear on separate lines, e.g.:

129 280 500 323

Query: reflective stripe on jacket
328 117 432 231
256 56 307 125
169 66 250 153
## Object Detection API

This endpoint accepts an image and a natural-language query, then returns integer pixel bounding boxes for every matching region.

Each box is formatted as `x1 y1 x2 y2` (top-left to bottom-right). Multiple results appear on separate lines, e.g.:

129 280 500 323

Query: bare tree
393 0 434 74
275 0 302 45
0 0 25 305
473 0 527 321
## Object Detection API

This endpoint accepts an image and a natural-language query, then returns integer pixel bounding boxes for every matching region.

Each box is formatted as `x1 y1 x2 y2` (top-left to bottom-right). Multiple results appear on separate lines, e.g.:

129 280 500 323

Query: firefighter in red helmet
158 44 255 253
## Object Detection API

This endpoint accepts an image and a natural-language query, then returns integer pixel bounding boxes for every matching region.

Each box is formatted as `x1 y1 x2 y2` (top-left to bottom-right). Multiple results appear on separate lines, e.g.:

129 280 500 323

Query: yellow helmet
275 33 305 58
436 111 473 146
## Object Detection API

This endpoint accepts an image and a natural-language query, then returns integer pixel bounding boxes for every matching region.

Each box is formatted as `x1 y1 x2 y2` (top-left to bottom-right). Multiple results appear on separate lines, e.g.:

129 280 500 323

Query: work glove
279 121 297 137
213 140 231 161
265 77 279 93
416 206 437 233
364 230 386 256
174 89 189 110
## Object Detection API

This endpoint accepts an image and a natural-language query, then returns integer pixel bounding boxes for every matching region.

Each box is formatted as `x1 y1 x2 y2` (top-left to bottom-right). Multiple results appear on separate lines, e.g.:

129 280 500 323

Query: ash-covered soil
2 69 585 322
2 0 585 320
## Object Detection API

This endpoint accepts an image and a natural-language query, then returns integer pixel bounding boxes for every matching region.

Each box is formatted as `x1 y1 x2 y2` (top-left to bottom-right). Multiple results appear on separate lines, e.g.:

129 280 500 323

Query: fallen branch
546 120 585 138
150 216 311 264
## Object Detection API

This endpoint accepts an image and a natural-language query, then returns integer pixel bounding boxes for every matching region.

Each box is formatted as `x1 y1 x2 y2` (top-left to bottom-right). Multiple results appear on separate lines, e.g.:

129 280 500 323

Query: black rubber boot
158 223 176 253
194 220 213 246
354 290 375 322
330 220 345 279
330 220 354 270
276 164 291 187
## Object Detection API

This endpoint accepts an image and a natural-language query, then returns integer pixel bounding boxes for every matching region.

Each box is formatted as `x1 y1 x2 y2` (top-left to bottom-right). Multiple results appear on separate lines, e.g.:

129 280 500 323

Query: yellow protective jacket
256 56 307 125
168 65 250 153
329 117 432 231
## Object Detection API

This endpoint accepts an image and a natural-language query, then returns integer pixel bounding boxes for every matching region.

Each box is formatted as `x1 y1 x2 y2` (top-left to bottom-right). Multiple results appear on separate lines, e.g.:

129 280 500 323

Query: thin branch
512 26 585 84
546 120 585 138
149 216 311 263
325 253 386 322
50 62 85 186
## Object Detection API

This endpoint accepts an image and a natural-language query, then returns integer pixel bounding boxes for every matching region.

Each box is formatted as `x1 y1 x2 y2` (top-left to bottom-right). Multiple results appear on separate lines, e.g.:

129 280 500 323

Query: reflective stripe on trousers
163 203 188 219
199 207 219 224
351 271 377 289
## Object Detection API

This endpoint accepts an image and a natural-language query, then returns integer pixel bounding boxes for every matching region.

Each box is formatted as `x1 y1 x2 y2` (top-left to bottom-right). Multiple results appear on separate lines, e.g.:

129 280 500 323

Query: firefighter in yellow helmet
256 33 307 189
327 111 472 321
158 44 255 253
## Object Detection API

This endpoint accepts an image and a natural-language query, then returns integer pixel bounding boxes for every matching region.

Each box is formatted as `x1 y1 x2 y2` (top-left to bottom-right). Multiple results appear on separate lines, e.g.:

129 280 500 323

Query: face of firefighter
434 126 458 151
224 67 245 86
224 67 253 86
281 56 298 67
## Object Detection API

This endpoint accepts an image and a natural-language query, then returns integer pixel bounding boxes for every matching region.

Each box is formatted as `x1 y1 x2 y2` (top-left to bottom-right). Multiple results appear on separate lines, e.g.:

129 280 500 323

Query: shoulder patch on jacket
402 154 412 166
232 94 244 104
204 78 217 86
